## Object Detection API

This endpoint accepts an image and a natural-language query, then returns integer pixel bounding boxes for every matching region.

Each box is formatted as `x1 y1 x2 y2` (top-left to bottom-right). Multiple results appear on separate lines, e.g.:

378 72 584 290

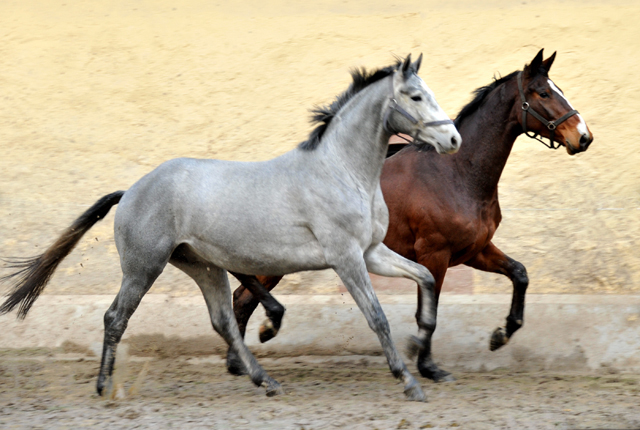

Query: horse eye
540 92 549 98
411 95 423 102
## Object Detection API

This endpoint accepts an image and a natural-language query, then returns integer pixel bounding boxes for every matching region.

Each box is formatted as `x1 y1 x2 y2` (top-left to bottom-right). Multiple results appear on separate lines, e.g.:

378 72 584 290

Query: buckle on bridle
384 75 454 147
517 71 578 150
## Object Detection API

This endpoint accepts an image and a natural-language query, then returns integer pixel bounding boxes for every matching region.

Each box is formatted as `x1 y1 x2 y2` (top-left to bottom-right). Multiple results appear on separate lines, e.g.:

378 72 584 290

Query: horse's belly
185 227 328 276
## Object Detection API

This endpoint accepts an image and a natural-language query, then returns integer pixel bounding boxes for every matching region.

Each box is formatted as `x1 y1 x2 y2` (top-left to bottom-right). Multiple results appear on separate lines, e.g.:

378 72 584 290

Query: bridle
517 71 579 150
383 73 454 146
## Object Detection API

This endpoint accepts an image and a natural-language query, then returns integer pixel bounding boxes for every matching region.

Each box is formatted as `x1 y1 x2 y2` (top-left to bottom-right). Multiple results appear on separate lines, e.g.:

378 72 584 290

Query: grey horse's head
387 54 461 154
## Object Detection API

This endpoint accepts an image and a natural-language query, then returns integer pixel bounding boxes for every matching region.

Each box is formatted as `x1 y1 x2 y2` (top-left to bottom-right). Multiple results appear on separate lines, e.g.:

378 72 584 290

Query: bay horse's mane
299 60 402 151
453 71 519 128
454 66 550 128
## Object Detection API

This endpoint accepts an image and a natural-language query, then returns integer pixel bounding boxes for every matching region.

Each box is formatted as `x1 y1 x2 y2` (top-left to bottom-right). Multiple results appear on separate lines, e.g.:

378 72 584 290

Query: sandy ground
0 0 639 296
1 352 639 430
1 2 639 428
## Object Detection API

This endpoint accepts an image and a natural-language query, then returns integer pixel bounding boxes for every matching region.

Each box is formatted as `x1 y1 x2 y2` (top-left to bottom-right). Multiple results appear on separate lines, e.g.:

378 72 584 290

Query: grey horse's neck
311 76 392 192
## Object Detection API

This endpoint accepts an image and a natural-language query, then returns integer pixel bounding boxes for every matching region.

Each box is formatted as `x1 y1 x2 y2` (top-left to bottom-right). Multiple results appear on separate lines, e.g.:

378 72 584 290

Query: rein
383 74 454 145
517 71 578 150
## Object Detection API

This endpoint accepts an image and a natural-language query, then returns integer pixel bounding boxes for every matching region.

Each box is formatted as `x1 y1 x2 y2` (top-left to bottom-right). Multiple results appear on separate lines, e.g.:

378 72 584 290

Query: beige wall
1 0 638 296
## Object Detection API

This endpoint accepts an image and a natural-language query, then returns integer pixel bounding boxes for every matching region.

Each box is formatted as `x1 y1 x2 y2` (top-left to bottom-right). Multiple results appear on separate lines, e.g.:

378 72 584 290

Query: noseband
383 74 454 145
517 71 579 150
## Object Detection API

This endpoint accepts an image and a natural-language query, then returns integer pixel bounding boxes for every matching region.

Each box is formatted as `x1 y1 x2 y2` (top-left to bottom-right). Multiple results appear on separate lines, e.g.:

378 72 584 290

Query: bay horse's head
386 54 462 154
517 49 593 155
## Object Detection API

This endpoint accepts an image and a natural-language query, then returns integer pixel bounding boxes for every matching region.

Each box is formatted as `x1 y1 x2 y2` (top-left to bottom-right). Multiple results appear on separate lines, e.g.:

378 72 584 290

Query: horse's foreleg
464 242 529 351
336 249 426 402
226 275 284 376
364 244 454 383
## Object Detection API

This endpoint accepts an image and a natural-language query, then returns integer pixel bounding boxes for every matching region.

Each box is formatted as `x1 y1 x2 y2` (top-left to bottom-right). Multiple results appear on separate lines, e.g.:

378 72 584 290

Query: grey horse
0 54 461 401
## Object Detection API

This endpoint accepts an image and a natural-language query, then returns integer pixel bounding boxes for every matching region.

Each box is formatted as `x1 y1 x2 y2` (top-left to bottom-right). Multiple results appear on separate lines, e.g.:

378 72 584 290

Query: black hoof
489 326 509 351
418 360 456 383
226 349 248 376
259 319 278 344
96 376 108 396
264 379 285 397
433 371 456 383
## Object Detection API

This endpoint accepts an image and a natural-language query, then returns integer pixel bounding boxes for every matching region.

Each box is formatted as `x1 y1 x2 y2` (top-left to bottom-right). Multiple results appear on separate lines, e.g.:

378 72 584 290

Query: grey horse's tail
0 191 125 319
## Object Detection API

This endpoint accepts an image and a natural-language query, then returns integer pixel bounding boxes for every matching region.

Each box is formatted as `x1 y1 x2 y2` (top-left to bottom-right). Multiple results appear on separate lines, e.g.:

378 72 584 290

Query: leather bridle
383 73 454 146
517 71 579 150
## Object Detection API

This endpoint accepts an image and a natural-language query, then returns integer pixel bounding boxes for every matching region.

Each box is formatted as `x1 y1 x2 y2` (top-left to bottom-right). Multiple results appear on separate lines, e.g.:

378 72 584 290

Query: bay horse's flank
229 49 593 381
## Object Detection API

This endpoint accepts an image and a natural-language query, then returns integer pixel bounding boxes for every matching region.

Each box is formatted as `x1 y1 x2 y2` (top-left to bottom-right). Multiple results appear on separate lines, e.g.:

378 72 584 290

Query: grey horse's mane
299 60 402 151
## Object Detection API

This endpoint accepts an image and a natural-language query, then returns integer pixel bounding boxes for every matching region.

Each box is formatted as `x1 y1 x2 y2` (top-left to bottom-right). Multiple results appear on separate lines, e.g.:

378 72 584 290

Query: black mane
454 71 519 128
454 66 551 127
298 61 401 151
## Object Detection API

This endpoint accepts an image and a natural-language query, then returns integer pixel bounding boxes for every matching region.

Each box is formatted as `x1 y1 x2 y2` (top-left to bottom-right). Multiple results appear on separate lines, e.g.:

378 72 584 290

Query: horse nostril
580 133 592 148
451 136 459 147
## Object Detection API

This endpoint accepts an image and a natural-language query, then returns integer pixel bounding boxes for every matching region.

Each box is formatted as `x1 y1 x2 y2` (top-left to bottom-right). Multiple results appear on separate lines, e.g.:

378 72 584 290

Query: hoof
418 360 455 383
404 380 427 402
226 349 248 376
96 376 109 397
433 371 456 383
264 379 285 397
489 327 509 351
406 335 424 361
259 319 278 344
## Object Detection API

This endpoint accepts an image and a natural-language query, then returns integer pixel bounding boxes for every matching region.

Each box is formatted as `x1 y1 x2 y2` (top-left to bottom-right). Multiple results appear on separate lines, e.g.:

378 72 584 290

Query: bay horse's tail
0 191 125 319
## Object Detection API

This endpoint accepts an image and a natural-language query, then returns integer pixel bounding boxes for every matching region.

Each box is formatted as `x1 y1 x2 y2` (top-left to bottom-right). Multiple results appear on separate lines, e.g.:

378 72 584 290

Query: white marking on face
548 79 589 136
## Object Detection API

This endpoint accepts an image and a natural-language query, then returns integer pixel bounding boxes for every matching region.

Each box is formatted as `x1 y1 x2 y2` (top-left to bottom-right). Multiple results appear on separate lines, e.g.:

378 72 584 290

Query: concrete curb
1 294 639 373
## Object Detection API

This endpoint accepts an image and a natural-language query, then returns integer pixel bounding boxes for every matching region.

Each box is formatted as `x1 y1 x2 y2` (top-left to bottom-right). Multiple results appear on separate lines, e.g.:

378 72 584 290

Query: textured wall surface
0 0 638 297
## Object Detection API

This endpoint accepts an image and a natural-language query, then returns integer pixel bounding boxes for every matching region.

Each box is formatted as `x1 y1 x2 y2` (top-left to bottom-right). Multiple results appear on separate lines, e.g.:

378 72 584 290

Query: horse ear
542 51 556 73
525 48 544 77
412 53 423 73
401 54 412 77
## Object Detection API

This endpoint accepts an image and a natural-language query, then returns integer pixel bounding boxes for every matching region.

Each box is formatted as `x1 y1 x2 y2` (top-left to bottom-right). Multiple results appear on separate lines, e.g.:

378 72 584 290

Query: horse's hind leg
465 242 529 351
229 273 285 344
97 265 165 396
227 274 285 376
170 251 284 396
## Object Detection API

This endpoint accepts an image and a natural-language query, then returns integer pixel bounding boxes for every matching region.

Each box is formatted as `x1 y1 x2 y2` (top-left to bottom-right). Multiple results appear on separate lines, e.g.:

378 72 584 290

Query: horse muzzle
564 130 593 155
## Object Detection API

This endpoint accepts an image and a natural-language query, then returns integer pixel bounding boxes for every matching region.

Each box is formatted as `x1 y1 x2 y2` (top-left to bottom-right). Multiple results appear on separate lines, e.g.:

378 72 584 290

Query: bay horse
228 49 593 381
0 55 461 401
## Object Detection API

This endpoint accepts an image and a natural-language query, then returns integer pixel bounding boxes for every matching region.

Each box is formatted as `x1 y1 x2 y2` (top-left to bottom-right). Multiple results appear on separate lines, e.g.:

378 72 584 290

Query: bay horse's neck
317 78 392 191
453 79 521 200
